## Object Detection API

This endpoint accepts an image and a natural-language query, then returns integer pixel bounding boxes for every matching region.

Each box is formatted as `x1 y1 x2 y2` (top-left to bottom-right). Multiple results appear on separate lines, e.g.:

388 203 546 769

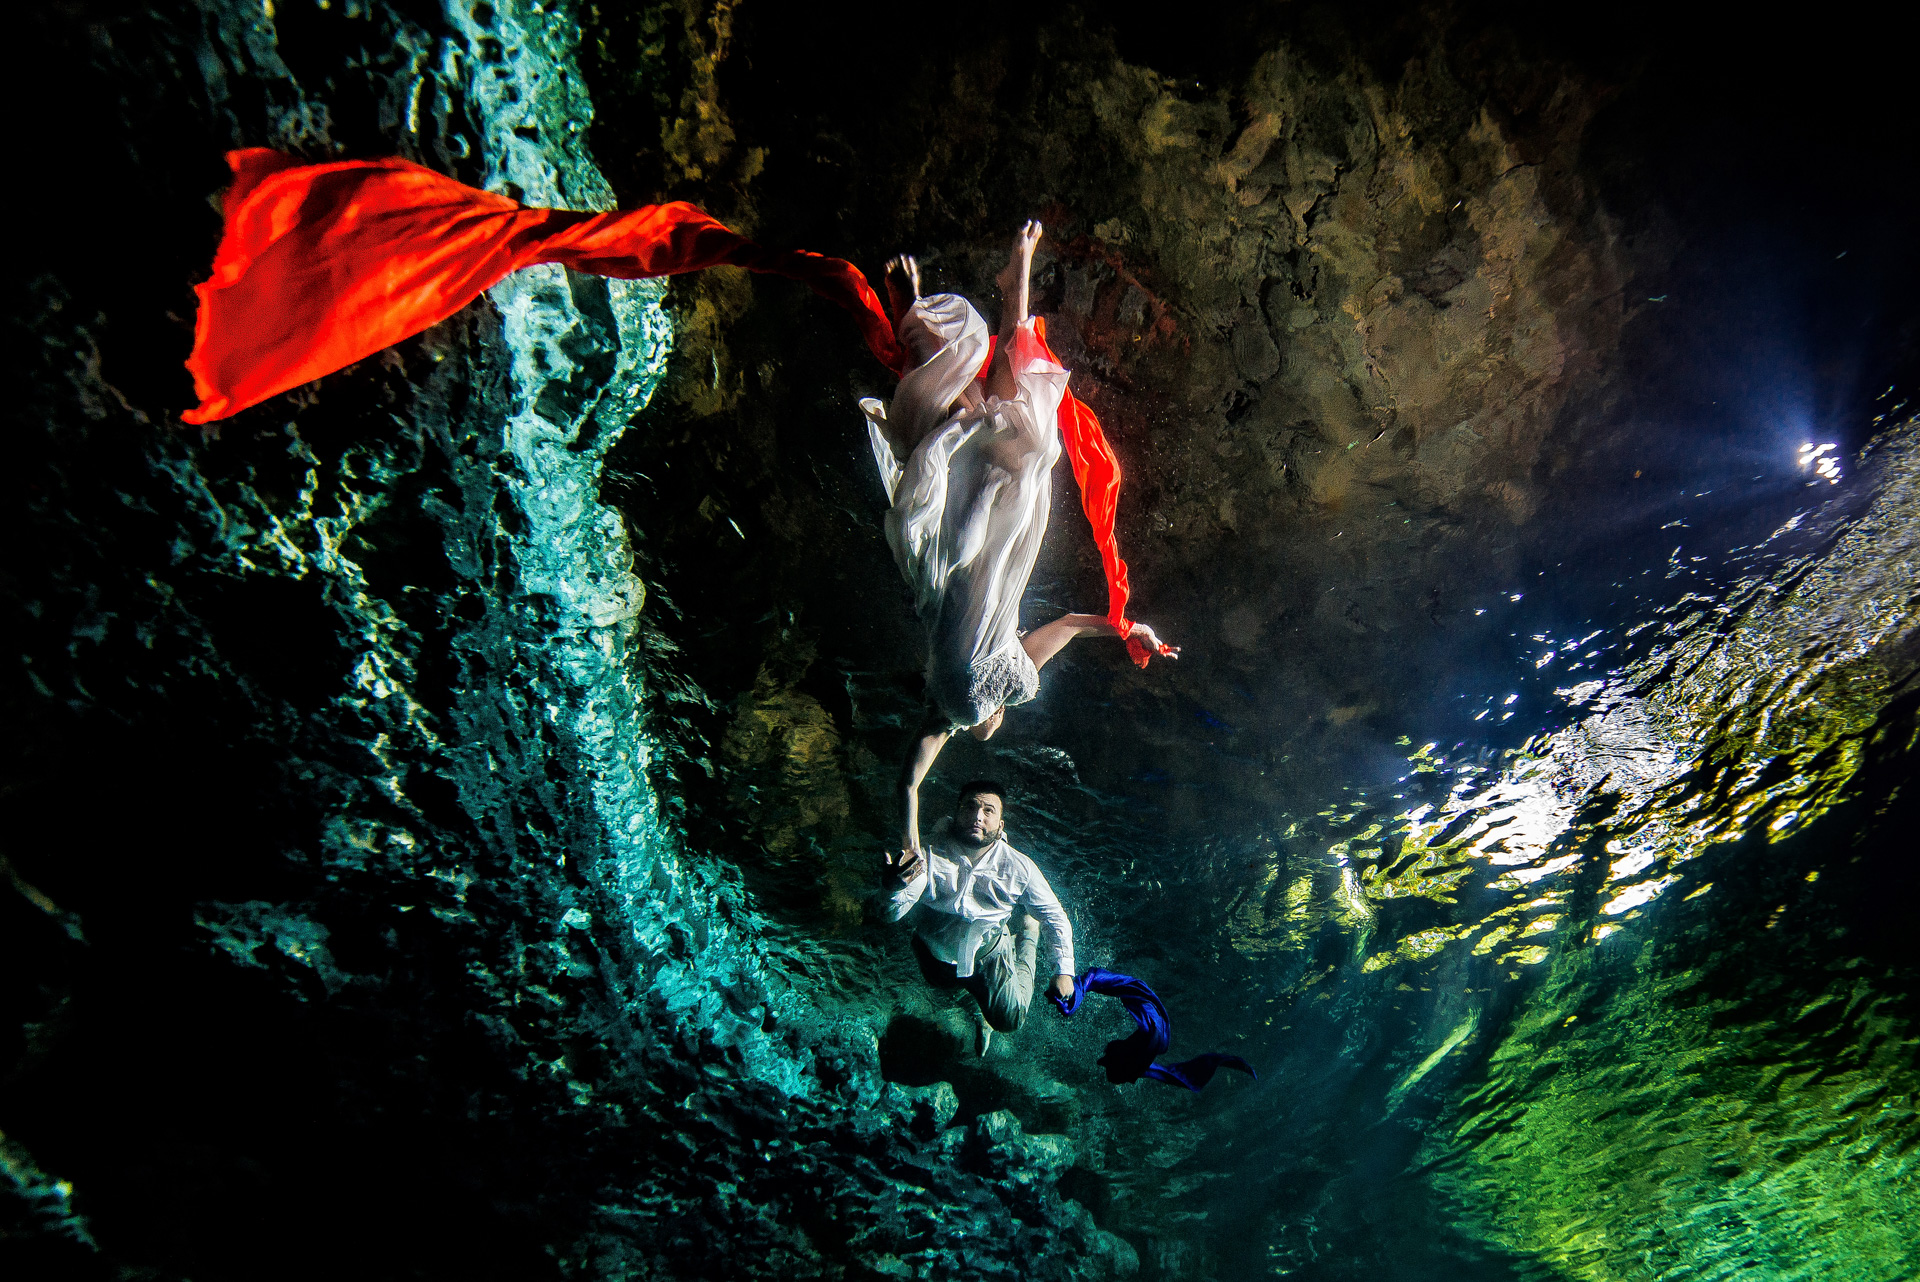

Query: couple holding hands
869 223 1174 1053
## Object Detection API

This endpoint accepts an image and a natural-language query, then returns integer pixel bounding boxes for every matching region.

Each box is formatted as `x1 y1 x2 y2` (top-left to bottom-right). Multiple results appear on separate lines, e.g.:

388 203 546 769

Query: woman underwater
171 157 1174 864
862 222 1176 860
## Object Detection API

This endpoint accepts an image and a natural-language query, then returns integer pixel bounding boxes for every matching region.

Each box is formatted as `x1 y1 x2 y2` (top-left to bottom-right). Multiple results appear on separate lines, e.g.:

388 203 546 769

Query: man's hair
956 779 1009 809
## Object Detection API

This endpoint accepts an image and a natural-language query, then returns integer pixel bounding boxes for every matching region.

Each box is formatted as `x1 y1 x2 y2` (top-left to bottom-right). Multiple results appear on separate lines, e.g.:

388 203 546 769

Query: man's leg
978 914 1041 1034
911 931 964 991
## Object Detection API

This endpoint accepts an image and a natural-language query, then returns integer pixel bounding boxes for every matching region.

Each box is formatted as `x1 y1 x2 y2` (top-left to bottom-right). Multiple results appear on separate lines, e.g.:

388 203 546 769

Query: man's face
955 792 1004 847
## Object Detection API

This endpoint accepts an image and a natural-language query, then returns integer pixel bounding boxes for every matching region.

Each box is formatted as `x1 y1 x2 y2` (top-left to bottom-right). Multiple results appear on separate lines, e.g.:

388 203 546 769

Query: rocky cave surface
5 2 1919 1279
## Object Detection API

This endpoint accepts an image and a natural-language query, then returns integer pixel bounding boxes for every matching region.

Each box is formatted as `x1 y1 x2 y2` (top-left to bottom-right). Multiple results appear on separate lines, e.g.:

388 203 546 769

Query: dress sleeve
860 398 903 504
891 294 991 448
1016 858 1077 976
887 867 928 923
1007 318 1070 433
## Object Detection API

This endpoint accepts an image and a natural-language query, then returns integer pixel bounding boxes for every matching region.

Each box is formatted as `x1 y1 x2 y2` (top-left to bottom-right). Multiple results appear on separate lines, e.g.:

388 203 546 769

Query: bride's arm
1019 614 1180 672
898 727 952 855
1019 613 1108 671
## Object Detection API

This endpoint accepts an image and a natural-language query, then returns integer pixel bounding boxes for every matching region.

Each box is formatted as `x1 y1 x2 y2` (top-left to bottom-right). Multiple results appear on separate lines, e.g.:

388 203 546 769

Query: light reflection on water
1229 424 1919 985
1172 425 1920 1280
1801 440 1843 483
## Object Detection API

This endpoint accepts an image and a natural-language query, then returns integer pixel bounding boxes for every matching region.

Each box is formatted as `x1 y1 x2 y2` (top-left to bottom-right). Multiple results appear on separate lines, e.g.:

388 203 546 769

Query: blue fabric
1050 966 1257 1093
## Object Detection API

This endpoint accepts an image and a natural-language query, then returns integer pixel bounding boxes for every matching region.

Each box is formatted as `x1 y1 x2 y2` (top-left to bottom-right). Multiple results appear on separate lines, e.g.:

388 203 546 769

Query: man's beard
954 822 1002 850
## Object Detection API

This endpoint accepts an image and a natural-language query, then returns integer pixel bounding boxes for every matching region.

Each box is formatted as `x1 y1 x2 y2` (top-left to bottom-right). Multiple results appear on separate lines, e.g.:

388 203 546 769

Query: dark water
727 427 1920 1278
5 1 1919 1280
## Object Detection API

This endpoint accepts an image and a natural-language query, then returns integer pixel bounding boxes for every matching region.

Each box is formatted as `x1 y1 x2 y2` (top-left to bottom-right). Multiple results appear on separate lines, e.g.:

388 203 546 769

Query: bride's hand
1129 620 1179 658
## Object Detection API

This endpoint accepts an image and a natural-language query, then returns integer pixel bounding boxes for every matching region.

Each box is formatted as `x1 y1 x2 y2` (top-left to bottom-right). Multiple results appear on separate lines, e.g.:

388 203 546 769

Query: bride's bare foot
884 253 921 325
995 220 1042 299
982 221 1042 401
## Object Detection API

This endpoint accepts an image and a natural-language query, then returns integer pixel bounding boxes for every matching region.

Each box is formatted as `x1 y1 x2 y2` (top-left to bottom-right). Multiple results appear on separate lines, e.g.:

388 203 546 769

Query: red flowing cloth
184 149 1166 665
971 331 1152 665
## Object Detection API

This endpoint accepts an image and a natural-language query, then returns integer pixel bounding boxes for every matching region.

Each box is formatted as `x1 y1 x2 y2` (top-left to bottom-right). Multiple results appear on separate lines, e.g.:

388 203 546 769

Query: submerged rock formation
6 1 1125 1276
6 2 1919 1280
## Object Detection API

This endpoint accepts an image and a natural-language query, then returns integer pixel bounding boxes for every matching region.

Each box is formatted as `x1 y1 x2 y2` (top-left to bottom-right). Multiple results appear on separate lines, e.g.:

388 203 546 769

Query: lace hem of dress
931 642 1039 729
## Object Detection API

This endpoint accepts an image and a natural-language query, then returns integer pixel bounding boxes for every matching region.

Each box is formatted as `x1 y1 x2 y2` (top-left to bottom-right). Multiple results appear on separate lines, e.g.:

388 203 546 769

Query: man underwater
884 781 1075 1053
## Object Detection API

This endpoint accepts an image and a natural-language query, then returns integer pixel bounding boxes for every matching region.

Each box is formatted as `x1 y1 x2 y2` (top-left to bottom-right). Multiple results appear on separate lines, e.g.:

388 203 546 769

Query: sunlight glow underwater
1258 425 1918 979
1800 440 1843 483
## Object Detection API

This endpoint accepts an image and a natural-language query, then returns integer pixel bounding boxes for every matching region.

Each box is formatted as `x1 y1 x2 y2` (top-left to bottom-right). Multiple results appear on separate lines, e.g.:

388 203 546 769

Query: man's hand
1048 973 1076 1002
886 845 925 886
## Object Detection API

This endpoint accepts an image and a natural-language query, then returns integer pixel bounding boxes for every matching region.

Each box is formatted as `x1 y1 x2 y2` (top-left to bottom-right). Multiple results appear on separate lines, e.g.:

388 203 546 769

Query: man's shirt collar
935 822 1008 865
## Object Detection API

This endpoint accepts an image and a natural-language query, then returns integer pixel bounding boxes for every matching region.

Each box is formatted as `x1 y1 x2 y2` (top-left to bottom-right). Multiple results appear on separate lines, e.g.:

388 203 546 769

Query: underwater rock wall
569 2 1677 876
4 1 1125 1277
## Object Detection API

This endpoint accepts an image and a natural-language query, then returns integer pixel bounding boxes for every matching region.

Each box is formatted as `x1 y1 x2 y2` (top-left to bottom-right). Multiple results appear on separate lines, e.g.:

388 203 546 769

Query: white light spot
1601 875 1678 915
1799 442 1843 484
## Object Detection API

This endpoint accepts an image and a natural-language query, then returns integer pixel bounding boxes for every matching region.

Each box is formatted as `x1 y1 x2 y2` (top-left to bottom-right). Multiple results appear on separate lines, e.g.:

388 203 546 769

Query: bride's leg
983 220 1041 402
884 253 922 332
880 254 931 457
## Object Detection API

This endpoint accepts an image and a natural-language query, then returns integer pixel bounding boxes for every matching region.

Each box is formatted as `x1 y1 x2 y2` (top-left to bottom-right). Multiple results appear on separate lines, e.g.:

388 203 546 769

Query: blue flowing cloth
1050 967 1257 1093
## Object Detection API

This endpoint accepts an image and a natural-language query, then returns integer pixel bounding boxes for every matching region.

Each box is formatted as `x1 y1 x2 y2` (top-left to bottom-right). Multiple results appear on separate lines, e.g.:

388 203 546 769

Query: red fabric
1029 319 1166 666
977 335 997 382
970 329 1163 666
183 149 1164 664
184 149 905 424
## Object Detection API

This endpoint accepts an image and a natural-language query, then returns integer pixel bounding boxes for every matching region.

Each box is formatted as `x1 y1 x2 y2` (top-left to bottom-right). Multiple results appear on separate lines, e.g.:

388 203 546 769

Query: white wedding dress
860 294 1070 729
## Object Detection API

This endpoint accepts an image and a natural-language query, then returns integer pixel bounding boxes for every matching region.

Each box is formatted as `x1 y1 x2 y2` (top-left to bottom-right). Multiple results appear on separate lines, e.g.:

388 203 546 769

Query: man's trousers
913 912 1042 1031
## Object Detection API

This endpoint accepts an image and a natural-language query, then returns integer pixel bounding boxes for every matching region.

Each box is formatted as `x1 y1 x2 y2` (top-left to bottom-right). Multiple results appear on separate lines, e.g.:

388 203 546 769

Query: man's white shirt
887 825 1075 979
